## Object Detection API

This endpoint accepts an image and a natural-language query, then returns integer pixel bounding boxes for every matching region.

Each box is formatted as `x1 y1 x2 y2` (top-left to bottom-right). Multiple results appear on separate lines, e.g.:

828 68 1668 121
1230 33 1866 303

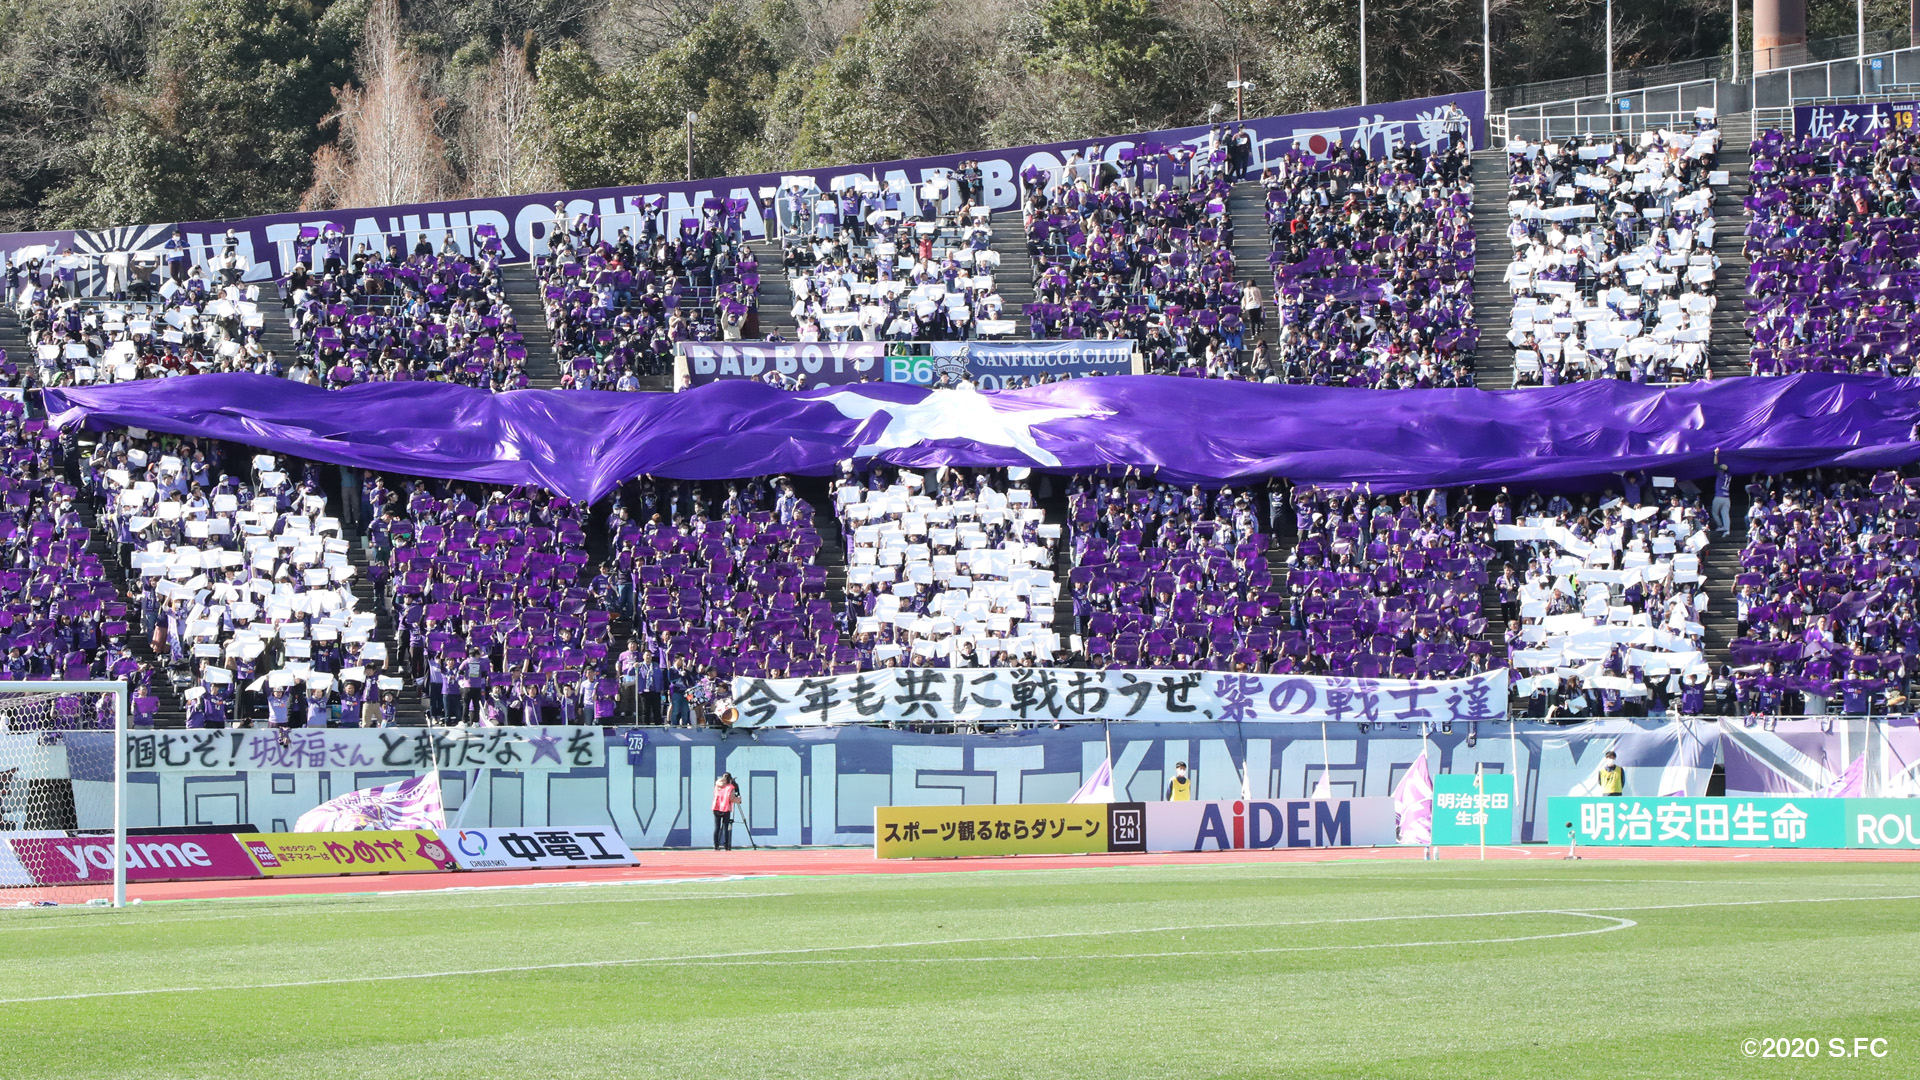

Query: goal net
0 683 128 908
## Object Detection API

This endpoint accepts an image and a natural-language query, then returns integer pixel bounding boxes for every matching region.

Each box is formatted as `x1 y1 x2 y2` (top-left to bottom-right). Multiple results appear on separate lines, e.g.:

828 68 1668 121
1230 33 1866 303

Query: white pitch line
644 912 1638 966
1 892 1913 1005
0 891 797 932
0 909 1619 1004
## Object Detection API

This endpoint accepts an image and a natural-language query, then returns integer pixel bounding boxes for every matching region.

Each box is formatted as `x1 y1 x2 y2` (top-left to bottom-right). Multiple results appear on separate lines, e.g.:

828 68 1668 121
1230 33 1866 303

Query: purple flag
43 372 1920 505
1393 752 1433 845
294 771 446 832
1817 754 1867 798
1069 758 1115 804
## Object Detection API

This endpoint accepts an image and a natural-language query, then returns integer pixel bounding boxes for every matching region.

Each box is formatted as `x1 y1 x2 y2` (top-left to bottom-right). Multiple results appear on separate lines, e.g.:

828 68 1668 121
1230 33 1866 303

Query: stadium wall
7 716 1776 845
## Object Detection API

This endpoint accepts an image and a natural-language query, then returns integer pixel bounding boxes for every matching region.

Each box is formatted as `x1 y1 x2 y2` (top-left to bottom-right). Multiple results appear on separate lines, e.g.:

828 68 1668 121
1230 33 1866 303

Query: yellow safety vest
1599 765 1624 795
1168 774 1192 801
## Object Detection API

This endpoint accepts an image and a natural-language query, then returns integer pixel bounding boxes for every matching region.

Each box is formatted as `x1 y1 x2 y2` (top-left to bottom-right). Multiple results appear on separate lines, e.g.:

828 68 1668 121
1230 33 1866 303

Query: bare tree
304 0 455 210
461 43 557 198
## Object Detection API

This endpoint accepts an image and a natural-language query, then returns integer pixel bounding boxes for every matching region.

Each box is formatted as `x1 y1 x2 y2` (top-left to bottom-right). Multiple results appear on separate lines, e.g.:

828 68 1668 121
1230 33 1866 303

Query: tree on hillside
459 42 557 198
305 0 456 210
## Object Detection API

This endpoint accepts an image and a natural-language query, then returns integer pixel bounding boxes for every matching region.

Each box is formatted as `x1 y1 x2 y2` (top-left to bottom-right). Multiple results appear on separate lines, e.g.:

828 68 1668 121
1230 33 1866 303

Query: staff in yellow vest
1167 761 1192 801
1597 751 1625 796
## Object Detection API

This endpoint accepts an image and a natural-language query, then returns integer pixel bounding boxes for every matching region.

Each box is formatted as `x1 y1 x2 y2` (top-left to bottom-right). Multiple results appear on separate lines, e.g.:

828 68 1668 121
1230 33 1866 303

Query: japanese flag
1292 127 1343 158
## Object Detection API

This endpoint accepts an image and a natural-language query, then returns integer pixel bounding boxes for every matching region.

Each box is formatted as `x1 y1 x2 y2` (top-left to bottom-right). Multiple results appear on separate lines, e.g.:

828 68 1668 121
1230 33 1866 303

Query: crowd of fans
10 234 270 390
366 474 626 726
283 230 528 390
91 437 395 727
1729 469 1920 714
540 202 762 390
775 180 1008 344
1022 176 1249 376
1264 138 1478 387
1503 120 1724 386
1744 123 1920 377
0 404 145 727
839 465 1060 669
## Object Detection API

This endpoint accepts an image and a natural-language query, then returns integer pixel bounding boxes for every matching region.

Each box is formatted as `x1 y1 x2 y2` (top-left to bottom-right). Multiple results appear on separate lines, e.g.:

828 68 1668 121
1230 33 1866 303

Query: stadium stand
1500 119 1726 386
539 203 762 391
1263 138 1478 387
771 180 1007 351
281 236 528 389
1743 122 1920 377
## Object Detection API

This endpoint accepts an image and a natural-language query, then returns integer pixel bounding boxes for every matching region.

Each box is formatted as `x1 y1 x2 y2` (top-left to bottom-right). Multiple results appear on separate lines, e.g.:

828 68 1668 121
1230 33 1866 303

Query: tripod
730 792 760 850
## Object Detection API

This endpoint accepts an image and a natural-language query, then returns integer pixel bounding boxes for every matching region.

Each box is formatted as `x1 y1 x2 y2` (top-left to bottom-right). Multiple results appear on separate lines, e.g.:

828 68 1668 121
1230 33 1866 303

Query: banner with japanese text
1431 773 1518 845
237 830 458 876
1791 101 1917 140
0 91 1481 292
874 802 1127 857
730 667 1508 728
1546 797 1846 848
119 727 604 774
50 716 1700 847
438 827 637 870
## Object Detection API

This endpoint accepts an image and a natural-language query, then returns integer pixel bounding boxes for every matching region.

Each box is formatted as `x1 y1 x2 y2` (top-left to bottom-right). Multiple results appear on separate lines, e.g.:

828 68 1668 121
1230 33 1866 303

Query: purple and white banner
0 92 1481 290
729 667 1508 728
1721 717 1920 798
1791 101 1917 140
676 341 886 387
295 771 446 832
53 371 1920 506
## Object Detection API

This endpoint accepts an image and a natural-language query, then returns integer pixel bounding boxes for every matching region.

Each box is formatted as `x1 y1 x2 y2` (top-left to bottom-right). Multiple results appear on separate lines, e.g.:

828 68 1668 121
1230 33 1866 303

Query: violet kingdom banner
0 92 1482 288
42 371 1920 504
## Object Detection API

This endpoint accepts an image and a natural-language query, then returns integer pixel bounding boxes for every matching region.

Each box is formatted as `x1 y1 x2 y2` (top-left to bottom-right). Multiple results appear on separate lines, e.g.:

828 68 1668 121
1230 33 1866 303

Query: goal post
0 681 130 909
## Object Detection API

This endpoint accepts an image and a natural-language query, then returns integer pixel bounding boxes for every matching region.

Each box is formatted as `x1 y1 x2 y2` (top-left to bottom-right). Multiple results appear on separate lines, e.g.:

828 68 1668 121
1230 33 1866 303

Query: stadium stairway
254 280 299 370
1699 504 1745 672
1710 112 1755 379
1469 149 1516 389
987 226 1036 337
745 238 799 342
793 477 849 615
0 305 29 376
1226 182 1278 346
61 448 189 727
499 263 563 388
337 523 429 726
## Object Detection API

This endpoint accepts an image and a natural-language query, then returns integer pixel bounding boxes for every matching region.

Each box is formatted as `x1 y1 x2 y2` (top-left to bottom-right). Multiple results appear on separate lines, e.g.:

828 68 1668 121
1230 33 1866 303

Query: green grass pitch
1 860 1916 1079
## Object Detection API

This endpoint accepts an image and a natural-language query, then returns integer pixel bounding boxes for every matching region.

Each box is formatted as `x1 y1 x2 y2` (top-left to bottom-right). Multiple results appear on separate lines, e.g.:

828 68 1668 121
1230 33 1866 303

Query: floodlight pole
1359 0 1369 106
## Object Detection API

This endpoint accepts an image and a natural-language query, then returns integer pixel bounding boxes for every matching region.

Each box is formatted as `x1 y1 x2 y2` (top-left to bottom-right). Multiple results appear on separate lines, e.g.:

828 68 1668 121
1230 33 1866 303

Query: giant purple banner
0 92 1481 292
42 371 1920 503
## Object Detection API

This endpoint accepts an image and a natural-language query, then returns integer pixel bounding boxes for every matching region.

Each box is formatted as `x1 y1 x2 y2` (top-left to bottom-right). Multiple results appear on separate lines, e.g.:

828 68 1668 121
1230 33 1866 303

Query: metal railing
1493 79 1720 144
1752 44 1920 111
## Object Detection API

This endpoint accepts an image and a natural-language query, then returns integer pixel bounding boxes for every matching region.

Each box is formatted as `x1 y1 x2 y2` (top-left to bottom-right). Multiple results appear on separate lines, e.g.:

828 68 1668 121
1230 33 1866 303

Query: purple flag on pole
1069 758 1115 804
294 771 446 832
1817 754 1867 798
1393 751 1433 845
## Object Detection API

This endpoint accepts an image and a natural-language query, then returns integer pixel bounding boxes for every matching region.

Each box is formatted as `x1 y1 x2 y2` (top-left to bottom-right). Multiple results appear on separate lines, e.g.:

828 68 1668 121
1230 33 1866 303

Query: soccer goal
0 681 130 909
